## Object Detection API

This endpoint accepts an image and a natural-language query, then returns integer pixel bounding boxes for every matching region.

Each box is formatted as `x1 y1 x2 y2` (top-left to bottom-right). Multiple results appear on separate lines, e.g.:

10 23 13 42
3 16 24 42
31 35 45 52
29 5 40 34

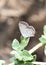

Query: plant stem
28 43 43 54
32 62 46 65
9 62 46 65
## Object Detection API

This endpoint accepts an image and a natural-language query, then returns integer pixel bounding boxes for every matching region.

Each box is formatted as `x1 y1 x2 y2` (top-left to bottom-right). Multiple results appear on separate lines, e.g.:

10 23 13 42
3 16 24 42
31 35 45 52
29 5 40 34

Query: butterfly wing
19 21 35 38
25 26 35 37
19 21 28 37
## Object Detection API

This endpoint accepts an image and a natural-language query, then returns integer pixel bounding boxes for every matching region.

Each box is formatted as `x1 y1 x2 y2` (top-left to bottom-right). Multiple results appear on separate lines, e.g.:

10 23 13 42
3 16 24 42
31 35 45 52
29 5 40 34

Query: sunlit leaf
15 51 23 61
39 36 46 44
12 39 20 51
22 50 34 61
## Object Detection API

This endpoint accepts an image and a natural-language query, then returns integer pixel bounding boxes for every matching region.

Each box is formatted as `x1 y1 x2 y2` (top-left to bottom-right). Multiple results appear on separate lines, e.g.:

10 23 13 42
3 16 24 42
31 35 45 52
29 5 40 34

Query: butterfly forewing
19 21 35 38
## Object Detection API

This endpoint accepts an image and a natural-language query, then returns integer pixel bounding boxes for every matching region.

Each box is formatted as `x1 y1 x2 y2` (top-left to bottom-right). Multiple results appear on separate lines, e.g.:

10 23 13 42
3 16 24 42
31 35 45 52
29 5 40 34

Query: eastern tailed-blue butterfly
19 21 35 38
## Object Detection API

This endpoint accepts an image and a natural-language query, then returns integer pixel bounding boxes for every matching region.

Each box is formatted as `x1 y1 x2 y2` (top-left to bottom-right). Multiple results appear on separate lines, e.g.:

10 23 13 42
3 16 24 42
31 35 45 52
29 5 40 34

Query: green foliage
1 25 46 65
14 60 34 65
20 36 30 50
11 25 46 65
12 36 30 51
39 35 46 44
39 25 46 45
12 39 20 51
11 36 36 65
39 25 46 57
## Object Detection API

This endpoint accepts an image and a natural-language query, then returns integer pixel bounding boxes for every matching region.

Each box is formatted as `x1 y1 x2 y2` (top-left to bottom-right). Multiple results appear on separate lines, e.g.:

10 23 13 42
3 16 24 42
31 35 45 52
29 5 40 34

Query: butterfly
19 21 35 38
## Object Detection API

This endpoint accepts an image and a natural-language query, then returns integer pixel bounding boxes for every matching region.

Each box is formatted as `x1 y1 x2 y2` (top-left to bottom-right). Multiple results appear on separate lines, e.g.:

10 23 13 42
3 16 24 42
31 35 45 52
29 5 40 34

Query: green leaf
24 62 34 65
43 25 46 35
12 39 20 51
39 36 46 44
22 50 34 61
33 55 37 61
39 25 46 44
15 51 23 61
14 50 34 62
15 60 24 65
14 60 34 65
20 37 30 50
